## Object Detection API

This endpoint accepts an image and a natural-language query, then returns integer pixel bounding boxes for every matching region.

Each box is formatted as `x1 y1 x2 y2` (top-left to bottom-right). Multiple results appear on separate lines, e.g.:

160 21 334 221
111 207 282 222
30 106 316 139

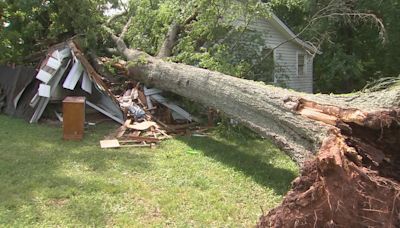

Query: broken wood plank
126 131 141 137
137 90 147 107
127 121 157 131
156 129 172 139
115 119 131 138
54 111 63 122
100 139 120 148
121 136 160 143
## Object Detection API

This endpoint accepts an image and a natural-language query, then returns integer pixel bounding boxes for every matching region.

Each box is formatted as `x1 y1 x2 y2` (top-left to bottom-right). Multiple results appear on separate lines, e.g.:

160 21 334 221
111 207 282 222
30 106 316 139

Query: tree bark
132 54 329 164
156 22 181 58
99 32 400 226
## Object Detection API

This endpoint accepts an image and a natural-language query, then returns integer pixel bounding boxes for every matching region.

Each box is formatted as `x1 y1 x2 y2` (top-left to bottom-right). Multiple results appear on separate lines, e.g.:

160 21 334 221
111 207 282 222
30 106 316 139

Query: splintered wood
100 81 205 149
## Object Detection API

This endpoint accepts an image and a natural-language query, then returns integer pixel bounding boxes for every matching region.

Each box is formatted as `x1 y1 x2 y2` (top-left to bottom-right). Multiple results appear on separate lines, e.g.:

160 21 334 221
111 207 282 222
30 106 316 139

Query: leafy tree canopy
274 0 400 93
0 0 116 63
1 0 398 93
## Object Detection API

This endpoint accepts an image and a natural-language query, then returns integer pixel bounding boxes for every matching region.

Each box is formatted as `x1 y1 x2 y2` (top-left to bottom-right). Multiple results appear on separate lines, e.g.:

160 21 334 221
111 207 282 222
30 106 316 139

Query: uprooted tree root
258 100 400 227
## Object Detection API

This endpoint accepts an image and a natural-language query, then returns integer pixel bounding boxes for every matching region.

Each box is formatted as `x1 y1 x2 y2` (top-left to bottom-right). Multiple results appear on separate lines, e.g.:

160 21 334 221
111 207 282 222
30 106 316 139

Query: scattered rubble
101 80 209 149
0 40 209 148
0 42 124 124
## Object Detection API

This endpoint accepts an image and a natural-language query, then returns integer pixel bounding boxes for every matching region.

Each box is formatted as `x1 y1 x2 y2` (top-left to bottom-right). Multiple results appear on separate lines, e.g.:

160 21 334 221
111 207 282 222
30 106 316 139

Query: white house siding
238 18 314 93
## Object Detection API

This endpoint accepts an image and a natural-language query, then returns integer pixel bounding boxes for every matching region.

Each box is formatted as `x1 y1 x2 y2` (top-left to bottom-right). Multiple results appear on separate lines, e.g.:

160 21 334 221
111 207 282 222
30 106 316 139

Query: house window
297 53 305 77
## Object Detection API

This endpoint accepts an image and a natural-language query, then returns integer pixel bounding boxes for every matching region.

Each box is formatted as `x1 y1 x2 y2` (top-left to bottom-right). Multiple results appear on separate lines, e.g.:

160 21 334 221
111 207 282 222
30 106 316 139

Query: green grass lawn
0 115 298 227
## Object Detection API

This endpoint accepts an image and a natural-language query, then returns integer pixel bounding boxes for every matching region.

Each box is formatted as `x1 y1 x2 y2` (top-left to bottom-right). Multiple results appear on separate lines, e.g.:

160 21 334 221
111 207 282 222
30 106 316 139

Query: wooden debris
100 80 209 149
122 136 160 143
126 131 141 137
115 119 131 138
127 121 157 131
138 90 147 106
100 139 120 148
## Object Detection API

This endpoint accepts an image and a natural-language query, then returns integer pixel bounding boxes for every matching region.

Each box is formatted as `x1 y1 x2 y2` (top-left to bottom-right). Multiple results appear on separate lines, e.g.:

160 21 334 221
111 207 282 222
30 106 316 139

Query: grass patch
0 115 298 226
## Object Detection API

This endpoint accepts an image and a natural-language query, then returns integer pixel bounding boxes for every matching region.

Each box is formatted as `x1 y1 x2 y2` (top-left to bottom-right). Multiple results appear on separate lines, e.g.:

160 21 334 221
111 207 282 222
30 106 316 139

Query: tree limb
120 17 132 40
156 12 198 58
156 22 182 58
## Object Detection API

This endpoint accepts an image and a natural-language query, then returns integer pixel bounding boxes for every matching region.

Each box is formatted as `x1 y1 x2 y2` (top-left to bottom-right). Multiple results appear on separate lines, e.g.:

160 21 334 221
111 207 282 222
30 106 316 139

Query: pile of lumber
100 81 205 149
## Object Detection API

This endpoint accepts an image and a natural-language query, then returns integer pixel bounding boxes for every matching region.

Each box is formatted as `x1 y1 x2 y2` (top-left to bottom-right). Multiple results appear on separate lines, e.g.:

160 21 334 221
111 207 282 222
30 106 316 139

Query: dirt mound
258 122 400 227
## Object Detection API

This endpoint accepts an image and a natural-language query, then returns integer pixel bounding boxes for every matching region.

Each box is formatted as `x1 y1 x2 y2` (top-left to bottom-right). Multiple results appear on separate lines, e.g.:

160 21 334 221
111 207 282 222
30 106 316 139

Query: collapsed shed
0 42 124 124
0 40 197 144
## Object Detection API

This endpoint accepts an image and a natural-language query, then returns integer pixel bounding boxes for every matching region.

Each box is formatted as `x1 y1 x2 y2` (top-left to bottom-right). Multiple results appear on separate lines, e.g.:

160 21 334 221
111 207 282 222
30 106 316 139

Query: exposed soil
258 102 400 227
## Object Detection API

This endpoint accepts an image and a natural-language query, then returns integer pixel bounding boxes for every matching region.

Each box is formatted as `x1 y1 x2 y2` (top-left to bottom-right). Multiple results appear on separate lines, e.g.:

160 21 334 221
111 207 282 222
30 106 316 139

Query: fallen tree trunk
94 30 400 225
108 38 327 164
131 54 327 164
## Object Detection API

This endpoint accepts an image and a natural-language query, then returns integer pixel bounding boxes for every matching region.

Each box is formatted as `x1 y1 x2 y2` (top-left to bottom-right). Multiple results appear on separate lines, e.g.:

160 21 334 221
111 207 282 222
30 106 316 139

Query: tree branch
102 18 149 61
120 17 132 40
156 12 198 58
156 22 182 58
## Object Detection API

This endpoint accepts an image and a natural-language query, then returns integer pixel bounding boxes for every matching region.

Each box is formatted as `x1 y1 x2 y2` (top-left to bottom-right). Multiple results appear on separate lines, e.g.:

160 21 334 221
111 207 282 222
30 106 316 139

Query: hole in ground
344 123 400 181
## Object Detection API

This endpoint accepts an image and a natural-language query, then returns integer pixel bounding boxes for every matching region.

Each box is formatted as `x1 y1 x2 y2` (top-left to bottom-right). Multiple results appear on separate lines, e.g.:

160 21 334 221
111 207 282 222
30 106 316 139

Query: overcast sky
104 0 129 17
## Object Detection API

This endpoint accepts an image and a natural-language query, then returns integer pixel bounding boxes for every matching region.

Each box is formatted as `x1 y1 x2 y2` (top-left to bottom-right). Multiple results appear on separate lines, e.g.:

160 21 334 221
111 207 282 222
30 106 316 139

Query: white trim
38 84 51 98
36 69 53 84
46 57 62 71
63 60 83 90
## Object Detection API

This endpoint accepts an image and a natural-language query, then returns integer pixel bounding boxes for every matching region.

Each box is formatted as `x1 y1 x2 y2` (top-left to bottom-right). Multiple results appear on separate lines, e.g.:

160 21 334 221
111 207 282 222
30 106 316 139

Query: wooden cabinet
63 96 85 140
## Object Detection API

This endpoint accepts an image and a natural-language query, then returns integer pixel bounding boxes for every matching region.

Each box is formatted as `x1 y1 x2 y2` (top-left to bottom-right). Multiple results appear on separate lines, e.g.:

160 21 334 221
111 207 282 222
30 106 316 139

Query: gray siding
236 18 314 93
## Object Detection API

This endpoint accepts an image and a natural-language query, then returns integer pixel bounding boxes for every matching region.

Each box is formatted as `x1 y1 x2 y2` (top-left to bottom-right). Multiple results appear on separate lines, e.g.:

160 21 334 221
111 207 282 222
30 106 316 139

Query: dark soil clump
258 110 400 227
